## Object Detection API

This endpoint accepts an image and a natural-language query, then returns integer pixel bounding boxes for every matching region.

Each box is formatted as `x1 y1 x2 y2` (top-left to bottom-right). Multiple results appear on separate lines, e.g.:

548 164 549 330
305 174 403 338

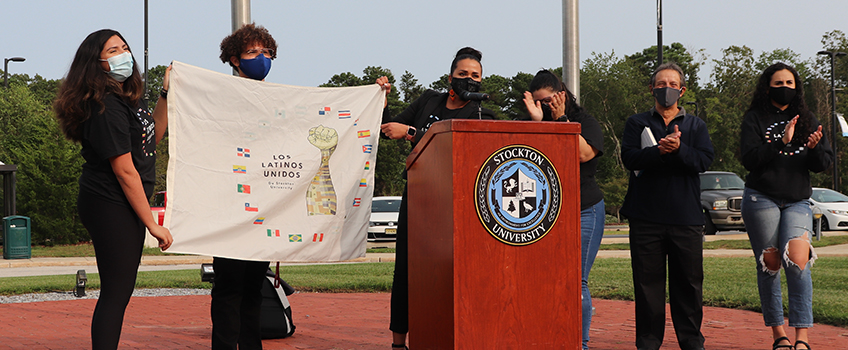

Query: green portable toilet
2 216 31 259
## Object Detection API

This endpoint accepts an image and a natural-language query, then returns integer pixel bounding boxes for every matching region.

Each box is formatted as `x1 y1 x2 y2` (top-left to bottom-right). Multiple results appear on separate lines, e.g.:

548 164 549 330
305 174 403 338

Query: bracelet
159 88 168 99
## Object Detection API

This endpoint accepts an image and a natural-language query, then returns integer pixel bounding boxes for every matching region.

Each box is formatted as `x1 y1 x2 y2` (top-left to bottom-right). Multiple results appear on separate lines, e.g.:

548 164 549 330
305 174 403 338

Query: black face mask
769 86 796 106
540 103 554 121
450 77 481 100
652 87 682 108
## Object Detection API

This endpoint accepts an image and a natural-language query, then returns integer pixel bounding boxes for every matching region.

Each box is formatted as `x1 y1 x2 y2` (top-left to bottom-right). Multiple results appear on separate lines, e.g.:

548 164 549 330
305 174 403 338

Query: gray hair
650 62 686 88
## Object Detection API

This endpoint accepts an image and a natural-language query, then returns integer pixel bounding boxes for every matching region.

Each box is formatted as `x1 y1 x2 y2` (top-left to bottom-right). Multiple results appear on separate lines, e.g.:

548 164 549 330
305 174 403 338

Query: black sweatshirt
740 105 834 201
620 107 714 226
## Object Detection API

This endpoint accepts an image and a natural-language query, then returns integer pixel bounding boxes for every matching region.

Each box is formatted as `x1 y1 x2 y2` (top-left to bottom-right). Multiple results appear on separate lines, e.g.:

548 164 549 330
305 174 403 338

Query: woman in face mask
522 70 604 350
53 29 173 349
375 47 496 350
740 62 833 350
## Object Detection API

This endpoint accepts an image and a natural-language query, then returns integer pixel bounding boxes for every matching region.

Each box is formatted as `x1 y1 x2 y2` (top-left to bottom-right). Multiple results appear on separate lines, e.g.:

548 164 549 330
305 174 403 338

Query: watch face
407 127 415 136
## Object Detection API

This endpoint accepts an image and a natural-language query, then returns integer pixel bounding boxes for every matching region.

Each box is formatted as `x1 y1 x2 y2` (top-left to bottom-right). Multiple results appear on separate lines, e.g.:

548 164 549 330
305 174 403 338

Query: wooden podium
406 119 582 349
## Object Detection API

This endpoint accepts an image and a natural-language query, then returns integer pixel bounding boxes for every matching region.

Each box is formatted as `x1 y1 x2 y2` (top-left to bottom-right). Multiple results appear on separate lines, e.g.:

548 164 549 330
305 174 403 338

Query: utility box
2 215 31 259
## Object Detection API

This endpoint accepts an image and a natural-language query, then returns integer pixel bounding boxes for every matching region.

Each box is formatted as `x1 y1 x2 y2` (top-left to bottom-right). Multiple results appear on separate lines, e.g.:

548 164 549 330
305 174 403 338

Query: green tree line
2 30 848 244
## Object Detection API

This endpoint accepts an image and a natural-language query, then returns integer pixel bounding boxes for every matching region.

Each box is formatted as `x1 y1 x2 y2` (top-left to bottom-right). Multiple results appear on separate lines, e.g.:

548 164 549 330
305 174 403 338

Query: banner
165 61 385 262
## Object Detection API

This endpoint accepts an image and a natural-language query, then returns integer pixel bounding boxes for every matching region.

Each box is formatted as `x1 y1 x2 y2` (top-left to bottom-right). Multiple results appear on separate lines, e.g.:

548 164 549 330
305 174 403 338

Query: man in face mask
619 63 715 350
211 22 278 350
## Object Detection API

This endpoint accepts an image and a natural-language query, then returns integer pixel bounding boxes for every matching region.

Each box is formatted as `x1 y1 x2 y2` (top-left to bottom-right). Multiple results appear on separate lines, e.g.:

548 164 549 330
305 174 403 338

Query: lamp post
817 50 847 191
4 57 26 88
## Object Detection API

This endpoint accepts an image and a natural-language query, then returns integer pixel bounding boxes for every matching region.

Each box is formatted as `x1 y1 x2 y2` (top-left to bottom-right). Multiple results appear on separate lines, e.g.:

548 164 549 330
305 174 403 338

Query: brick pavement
2 293 847 349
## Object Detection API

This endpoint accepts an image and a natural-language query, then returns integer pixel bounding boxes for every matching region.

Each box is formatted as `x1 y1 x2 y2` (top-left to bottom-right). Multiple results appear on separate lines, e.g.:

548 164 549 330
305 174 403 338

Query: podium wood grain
407 120 582 349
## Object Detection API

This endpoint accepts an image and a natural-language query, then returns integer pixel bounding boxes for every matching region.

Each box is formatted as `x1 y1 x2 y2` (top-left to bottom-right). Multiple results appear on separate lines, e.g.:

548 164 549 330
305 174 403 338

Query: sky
2 0 847 90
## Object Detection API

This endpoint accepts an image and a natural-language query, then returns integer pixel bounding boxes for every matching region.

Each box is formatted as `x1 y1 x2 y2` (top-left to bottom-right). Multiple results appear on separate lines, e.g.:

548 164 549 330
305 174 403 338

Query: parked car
810 187 848 231
150 191 167 226
368 196 402 241
699 171 745 235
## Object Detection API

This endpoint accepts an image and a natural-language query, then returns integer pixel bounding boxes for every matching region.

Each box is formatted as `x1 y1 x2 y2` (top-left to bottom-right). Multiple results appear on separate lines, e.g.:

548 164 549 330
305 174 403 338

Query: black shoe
772 336 794 350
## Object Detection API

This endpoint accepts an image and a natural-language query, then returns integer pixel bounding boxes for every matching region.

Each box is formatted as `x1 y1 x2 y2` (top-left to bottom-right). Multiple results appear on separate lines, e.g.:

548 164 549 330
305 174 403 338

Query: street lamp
4 57 26 88
817 50 847 191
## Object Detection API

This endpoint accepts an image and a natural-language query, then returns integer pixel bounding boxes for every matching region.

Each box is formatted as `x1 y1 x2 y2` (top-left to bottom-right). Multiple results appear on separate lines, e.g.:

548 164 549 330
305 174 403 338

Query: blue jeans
581 199 605 349
741 187 815 328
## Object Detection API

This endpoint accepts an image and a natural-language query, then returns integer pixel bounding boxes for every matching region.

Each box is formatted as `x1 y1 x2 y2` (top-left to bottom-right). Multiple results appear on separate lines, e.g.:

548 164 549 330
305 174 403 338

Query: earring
449 89 456 101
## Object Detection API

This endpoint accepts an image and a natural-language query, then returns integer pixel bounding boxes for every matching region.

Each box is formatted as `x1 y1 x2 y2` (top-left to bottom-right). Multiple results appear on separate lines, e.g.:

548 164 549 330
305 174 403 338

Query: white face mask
100 52 134 82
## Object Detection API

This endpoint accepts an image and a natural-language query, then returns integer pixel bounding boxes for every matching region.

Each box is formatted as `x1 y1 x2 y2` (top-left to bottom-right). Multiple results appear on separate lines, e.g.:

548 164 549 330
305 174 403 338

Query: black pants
78 190 145 350
629 219 705 350
389 186 409 334
211 257 269 350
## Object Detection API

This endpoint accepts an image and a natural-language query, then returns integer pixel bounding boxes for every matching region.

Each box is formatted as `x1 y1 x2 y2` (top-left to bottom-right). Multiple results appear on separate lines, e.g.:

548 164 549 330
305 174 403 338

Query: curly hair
747 62 814 144
220 23 278 68
528 69 585 118
53 29 144 142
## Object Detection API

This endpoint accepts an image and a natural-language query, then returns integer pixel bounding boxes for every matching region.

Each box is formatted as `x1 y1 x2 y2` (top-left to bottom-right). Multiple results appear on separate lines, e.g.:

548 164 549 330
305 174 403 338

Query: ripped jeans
741 187 816 328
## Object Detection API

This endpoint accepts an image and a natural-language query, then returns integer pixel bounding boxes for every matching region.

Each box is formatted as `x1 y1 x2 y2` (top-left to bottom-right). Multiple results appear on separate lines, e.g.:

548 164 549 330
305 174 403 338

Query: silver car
700 171 746 235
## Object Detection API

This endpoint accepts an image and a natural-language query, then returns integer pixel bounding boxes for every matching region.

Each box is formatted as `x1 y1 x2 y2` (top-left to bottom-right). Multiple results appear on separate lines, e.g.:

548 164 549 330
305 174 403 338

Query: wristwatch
407 126 416 137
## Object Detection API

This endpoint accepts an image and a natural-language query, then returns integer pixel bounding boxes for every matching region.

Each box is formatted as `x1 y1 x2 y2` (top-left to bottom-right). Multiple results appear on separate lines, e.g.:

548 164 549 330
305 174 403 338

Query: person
521 70 604 349
619 62 714 350
209 23 278 350
375 47 496 350
739 62 833 350
53 29 174 349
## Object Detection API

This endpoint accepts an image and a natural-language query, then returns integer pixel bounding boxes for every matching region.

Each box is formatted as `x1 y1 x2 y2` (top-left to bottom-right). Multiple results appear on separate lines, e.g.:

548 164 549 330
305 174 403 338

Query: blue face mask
100 52 134 82
239 54 272 80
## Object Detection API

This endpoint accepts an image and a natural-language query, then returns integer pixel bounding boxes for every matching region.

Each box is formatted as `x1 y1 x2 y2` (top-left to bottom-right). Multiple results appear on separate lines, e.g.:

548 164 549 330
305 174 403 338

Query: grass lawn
2 258 847 328
599 234 848 251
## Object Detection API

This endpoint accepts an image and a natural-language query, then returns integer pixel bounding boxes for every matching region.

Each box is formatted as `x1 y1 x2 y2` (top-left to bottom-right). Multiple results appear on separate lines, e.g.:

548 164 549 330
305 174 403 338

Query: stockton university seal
475 144 561 246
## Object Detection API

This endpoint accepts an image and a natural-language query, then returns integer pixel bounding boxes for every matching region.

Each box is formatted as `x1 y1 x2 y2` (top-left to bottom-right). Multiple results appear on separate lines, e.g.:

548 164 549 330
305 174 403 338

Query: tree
398 71 425 103
625 42 706 93
321 67 409 196
0 85 86 244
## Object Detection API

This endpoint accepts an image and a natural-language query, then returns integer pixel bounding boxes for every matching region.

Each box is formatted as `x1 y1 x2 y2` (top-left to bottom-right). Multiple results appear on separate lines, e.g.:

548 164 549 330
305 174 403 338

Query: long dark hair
747 62 814 144
529 69 584 119
54 29 144 142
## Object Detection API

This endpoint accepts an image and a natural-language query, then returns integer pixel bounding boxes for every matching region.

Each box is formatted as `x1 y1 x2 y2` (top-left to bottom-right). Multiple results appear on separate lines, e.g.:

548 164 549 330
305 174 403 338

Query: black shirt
740 106 833 201
79 94 157 205
620 107 714 226
560 111 605 210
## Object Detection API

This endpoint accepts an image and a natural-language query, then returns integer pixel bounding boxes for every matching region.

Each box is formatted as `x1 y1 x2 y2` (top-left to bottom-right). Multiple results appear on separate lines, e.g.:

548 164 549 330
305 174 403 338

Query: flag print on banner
165 61 384 262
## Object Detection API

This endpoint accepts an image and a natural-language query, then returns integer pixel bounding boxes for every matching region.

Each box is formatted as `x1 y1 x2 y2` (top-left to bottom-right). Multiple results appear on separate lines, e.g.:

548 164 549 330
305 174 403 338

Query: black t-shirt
79 94 157 205
562 112 604 210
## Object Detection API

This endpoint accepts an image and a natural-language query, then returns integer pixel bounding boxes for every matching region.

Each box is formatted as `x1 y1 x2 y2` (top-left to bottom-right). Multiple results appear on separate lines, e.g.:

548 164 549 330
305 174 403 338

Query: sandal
391 344 409 350
772 336 793 350
794 340 811 350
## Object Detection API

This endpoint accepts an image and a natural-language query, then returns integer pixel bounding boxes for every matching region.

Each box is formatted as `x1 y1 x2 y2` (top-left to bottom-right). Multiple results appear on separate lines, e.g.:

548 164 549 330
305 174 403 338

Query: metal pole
231 0 251 75
144 0 149 100
3 59 8 89
562 0 580 103
657 0 663 65
831 54 838 190
819 50 846 191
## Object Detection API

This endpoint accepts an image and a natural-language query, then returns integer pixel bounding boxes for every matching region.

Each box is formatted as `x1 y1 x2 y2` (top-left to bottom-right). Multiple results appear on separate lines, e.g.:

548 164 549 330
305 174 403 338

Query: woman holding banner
376 47 496 349
54 29 173 349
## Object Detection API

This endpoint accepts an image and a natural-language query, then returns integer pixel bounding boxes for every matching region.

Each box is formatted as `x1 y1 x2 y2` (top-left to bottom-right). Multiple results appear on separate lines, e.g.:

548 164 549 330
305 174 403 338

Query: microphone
460 91 490 101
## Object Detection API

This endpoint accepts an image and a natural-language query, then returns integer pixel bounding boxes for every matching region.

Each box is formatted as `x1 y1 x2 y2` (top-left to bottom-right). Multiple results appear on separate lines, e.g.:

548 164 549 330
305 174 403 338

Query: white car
368 196 402 241
810 187 848 231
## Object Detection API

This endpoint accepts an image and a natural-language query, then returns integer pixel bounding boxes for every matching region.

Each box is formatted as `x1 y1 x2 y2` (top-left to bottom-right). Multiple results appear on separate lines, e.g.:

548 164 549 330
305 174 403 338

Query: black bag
260 269 296 339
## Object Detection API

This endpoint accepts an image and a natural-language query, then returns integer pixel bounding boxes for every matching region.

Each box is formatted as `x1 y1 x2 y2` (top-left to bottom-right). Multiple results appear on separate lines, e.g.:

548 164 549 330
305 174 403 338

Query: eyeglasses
245 48 274 58
534 96 554 105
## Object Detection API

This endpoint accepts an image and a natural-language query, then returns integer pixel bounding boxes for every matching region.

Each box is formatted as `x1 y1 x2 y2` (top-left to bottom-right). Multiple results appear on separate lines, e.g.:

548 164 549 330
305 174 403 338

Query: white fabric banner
164 61 384 262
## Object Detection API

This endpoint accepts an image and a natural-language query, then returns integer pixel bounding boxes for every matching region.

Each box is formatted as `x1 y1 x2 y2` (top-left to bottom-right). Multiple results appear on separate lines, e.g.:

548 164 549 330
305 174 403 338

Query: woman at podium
521 70 604 350
375 47 496 350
